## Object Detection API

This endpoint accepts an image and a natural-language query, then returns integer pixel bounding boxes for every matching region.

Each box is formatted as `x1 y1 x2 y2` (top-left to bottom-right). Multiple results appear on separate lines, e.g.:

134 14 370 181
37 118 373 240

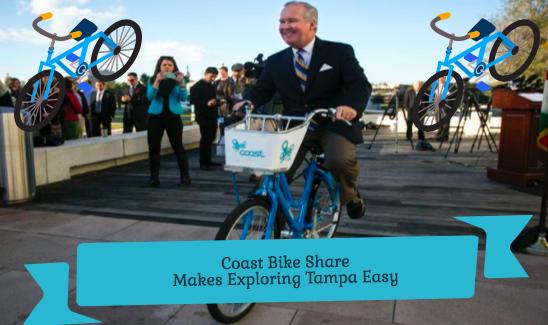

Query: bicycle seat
468 18 496 42
70 19 97 42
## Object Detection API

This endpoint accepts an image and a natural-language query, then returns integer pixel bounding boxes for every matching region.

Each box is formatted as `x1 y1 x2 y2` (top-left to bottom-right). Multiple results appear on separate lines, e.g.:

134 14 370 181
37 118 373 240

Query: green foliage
491 0 548 78
140 73 150 85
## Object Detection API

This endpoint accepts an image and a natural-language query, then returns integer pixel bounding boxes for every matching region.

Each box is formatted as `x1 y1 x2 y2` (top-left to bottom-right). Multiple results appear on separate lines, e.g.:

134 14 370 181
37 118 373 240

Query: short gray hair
284 1 318 32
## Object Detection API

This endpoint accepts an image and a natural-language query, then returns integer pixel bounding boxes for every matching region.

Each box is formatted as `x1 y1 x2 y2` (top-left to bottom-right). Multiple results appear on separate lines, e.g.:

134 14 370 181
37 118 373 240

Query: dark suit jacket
119 83 148 123
90 90 117 118
403 89 417 110
245 37 372 144
0 92 13 107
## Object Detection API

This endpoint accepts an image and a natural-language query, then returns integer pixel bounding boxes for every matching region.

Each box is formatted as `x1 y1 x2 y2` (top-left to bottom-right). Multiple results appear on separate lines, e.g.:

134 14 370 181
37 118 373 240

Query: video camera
244 54 266 79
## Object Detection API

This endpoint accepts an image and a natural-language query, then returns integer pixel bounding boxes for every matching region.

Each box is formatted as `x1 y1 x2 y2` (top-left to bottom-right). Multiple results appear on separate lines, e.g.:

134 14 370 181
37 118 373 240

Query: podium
487 89 544 187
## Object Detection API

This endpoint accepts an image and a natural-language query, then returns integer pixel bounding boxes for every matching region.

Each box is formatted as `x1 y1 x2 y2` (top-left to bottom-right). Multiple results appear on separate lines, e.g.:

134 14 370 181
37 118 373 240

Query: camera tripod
440 87 498 159
368 92 414 153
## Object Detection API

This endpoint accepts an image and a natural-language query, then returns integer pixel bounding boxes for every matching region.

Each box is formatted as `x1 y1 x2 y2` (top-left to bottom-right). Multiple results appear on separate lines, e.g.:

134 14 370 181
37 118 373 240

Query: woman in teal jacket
142 56 191 188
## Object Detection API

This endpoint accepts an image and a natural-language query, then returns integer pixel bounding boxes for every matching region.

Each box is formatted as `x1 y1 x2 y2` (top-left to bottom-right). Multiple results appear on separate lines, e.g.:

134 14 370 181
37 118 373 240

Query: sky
0 0 505 85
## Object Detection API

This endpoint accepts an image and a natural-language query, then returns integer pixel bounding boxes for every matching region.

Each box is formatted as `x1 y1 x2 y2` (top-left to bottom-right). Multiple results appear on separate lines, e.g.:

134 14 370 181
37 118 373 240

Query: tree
491 0 548 79
140 73 149 85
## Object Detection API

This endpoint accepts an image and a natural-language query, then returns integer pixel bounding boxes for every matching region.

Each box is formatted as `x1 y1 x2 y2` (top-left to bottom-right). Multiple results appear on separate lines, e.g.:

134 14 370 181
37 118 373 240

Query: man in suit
120 72 148 133
90 80 117 137
234 1 372 219
404 80 426 141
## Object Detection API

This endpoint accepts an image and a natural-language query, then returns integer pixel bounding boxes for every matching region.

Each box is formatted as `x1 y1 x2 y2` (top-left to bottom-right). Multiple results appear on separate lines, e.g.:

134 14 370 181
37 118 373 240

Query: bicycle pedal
476 81 491 92
280 229 292 239
66 53 80 63
464 53 478 63
78 82 92 92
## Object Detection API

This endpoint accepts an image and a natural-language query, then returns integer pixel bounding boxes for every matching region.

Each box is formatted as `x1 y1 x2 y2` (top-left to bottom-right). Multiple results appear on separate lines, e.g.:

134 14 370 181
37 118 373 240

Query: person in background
69 78 90 138
142 56 191 188
231 63 245 101
8 78 21 103
190 67 221 171
0 79 13 107
90 80 117 137
429 76 450 142
62 77 83 140
120 72 148 133
403 80 425 141
35 76 66 145
215 66 235 116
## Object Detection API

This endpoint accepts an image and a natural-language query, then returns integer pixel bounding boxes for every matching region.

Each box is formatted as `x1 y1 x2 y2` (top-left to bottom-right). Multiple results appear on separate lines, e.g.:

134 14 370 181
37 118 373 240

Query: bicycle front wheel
14 70 65 132
306 177 341 239
91 19 142 82
412 70 464 132
206 199 280 324
489 20 540 82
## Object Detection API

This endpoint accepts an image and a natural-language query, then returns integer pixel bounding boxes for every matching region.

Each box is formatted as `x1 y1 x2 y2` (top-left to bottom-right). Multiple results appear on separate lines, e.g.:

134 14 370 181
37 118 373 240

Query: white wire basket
224 113 309 174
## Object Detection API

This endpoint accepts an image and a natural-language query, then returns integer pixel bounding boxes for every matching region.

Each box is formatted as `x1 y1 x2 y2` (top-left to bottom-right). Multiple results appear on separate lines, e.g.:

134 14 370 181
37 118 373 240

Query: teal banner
23 215 532 325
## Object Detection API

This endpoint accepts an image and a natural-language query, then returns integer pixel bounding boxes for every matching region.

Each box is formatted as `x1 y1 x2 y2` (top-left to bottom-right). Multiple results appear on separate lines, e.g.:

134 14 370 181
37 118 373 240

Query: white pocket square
319 64 332 72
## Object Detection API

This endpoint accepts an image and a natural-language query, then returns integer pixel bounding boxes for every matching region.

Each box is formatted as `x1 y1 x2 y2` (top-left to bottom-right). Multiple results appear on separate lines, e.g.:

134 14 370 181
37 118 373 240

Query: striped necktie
294 49 308 92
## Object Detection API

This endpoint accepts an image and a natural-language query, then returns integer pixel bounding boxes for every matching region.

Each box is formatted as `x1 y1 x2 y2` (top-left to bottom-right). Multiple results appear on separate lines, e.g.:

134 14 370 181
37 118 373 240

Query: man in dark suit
404 80 425 141
120 72 148 133
234 1 372 219
90 80 117 137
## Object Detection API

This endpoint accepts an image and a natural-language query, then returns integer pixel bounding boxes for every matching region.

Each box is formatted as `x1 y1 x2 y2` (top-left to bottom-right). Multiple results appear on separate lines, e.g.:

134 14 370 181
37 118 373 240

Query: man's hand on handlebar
335 106 357 122
232 100 254 117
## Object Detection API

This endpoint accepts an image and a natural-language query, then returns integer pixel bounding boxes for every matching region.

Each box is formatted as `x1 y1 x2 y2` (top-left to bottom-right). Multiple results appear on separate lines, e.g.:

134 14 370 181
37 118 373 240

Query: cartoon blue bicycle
412 13 540 132
14 12 142 132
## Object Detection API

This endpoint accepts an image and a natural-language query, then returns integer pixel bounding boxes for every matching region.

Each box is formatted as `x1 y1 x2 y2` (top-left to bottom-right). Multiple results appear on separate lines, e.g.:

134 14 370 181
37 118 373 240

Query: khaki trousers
286 129 359 205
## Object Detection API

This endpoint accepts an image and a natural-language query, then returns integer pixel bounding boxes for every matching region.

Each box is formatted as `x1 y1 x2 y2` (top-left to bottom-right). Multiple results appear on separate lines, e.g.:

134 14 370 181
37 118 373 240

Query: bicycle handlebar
430 13 479 42
237 104 351 127
32 13 81 42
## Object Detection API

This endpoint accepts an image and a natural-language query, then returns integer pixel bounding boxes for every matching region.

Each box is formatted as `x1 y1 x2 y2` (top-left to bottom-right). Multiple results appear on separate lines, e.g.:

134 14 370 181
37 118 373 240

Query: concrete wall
34 125 202 186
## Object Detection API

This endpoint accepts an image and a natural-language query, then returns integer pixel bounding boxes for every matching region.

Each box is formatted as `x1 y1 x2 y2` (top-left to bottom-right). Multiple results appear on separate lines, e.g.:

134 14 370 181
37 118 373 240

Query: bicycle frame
237 159 341 240
432 31 516 100
30 32 117 108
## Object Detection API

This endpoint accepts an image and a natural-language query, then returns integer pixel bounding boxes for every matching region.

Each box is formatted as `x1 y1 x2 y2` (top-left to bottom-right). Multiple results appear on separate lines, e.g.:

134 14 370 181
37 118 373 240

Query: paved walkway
1 130 547 325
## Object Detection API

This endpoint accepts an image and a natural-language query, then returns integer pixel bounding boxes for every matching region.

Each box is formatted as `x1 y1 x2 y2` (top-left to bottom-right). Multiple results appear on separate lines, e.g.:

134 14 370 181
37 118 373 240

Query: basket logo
232 139 247 151
280 140 295 163
232 139 265 158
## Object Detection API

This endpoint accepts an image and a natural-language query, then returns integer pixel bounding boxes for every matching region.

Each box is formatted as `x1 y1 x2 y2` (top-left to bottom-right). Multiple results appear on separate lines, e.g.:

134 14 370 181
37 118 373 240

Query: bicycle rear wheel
206 199 280 324
411 70 464 132
91 19 142 82
306 176 341 238
489 20 540 82
14 70 65 132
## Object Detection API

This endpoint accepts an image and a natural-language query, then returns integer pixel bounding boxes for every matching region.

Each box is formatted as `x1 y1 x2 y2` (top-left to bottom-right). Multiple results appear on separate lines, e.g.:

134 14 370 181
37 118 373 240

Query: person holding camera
190 67 223 170
142 56 191 188
215 66 236 116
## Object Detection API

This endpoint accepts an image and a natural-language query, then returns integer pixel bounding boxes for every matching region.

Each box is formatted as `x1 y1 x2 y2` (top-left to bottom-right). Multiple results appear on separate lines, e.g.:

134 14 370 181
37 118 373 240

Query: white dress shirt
292 37 316 68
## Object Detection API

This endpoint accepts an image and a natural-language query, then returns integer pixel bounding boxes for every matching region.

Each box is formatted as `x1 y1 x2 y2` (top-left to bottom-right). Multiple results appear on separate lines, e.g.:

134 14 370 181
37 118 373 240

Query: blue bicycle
412 13 540 132
207 108 348 323
14 12 142 132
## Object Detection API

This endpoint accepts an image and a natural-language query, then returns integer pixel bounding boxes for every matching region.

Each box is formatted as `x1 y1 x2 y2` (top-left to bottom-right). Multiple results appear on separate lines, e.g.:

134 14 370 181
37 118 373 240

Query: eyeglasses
128 79 136 82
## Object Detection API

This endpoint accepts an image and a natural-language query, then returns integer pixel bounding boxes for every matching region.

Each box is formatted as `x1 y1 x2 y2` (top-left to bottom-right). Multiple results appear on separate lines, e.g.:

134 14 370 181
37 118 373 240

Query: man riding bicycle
233 1 372 219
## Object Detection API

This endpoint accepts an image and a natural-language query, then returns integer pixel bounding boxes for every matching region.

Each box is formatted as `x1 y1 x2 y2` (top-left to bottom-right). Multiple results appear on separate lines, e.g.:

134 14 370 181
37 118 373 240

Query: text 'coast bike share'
14 12 142 132
412 12 540 132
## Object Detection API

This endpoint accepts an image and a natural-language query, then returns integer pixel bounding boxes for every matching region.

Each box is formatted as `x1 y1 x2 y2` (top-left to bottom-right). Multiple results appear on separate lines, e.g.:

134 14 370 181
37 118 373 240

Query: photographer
190 67 222 170
142 56 191 188
215 66 235 116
